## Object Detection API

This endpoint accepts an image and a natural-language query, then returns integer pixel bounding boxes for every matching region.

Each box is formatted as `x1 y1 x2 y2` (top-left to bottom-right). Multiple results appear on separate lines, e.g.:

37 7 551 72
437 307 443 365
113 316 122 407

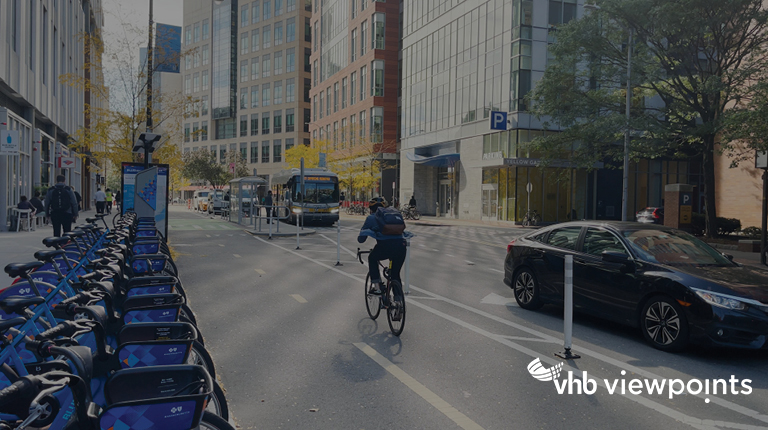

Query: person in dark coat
44 175 79 237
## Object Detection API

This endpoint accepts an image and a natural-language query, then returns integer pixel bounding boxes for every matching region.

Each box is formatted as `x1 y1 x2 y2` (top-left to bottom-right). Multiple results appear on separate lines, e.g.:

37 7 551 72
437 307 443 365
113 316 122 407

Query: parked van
207 189 228 214
193 190 210 212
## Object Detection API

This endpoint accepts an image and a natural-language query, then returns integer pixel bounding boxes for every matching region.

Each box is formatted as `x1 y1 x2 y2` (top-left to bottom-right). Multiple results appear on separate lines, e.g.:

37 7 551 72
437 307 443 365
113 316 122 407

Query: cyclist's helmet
369 197 388 213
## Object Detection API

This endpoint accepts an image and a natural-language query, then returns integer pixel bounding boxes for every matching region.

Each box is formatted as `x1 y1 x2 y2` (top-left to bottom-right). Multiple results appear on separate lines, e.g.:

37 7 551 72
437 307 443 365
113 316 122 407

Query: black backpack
48 186 70 215
374 207 406 236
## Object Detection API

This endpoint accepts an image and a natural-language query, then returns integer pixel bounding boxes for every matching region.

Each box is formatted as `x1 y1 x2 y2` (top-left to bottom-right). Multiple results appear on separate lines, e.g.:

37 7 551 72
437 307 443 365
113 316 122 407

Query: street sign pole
526 182 532 217
762 170 767 265
555 255 580 360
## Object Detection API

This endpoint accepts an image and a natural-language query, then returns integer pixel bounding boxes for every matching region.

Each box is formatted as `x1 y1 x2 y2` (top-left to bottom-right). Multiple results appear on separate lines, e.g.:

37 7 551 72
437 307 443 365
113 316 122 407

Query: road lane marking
206 234 211 238
254 269 266 275
218 244 225 247
290 294 307 303
411 230 506 249
497 335 559 344
252 235 768 429
465 260 475 265
489 268 504 274
354 343 485 430
446 254 455 257
233 254 241 258
319 234 358 257
193 225 203 230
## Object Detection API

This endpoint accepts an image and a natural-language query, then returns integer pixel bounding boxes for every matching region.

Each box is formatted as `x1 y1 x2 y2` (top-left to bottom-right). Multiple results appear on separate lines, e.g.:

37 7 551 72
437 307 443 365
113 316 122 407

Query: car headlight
292 208 302 214
331 208 339 214
692 288 747 310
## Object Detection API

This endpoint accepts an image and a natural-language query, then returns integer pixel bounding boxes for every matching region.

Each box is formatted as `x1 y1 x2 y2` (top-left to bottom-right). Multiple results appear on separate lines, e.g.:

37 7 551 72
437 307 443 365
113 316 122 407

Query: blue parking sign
490 111 508 130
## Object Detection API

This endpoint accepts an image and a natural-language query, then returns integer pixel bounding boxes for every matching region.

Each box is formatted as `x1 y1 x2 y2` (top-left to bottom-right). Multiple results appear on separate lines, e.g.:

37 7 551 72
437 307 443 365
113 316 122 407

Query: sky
100 0 185 112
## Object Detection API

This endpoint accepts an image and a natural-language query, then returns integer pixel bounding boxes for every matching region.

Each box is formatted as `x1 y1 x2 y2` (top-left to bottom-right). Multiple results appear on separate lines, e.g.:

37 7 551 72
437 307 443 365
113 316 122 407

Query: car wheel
513 267 543 310
640 296 689 352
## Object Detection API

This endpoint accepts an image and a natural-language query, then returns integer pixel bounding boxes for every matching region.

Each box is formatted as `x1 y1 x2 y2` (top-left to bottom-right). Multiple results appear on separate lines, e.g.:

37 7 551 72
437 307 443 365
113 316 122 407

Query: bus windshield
293 182 339 204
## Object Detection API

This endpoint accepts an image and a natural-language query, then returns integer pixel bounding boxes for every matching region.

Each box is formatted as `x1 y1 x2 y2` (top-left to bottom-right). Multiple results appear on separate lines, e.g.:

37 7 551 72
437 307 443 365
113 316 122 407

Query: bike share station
120 133 169 237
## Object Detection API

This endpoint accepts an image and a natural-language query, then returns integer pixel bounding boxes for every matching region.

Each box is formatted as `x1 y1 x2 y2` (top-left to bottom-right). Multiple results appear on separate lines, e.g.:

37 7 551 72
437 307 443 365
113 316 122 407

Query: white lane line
354 343 485 430
218 244 225 247
489 268 504 274
290 294 307 303
465 260 475 265
192 225 203 230
319 234 358 257
446 254 455 258
432 248 440 252
205 234 211 238
233 254 241 258
497 335 559 344
252 235 767 429
254 268 266 275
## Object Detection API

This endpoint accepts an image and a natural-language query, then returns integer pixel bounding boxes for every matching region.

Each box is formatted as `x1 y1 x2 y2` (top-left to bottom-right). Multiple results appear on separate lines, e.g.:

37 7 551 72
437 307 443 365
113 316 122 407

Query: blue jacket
357 213 413 243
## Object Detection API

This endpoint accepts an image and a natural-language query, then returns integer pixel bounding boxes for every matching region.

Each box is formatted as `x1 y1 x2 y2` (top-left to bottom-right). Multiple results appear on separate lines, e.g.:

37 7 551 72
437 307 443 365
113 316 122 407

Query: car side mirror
602 251 630 264
723 253 734 261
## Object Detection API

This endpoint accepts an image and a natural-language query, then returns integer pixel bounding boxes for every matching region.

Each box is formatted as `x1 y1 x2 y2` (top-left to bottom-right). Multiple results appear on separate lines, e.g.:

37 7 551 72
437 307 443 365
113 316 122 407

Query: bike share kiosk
120 133 170 237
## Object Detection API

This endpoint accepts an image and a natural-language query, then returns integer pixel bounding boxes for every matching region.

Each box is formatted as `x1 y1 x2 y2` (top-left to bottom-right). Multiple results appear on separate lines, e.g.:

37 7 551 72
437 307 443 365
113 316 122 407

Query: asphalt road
169 206 768 430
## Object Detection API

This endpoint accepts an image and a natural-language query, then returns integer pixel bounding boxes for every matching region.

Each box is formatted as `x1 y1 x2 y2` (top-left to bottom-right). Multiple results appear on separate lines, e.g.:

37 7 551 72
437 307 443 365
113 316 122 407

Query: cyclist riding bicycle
358 197 411 307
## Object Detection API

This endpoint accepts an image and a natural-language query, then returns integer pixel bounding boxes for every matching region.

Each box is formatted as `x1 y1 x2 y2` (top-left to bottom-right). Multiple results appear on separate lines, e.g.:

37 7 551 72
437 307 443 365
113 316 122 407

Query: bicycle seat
86 217 98 223
4 262 44 277
0 296 45 314
65 231 85 238
33 249 66 261
42 237 71 248
0 316 27 333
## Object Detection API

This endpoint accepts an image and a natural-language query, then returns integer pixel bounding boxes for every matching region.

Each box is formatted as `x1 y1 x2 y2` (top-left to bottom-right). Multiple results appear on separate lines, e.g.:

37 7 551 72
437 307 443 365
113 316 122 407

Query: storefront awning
406 152 460 167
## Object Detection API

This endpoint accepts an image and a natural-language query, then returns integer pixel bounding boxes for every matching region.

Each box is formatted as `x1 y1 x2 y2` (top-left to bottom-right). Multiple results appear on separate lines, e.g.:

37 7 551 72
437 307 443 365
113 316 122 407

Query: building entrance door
439 181 452 217
482 184 498 220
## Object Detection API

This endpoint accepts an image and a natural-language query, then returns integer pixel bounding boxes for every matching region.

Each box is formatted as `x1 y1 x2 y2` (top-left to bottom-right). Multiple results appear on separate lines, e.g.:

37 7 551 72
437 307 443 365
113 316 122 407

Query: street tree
182 149 247 189
527 0 768 237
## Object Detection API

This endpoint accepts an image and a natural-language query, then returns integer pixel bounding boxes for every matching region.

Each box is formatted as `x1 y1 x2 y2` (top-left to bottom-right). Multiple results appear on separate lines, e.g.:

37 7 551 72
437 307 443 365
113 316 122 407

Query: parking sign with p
490 111 508 131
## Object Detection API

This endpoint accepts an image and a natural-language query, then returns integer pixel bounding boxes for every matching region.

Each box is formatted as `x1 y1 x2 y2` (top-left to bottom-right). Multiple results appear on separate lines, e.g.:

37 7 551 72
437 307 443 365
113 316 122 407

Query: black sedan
503 221 768 352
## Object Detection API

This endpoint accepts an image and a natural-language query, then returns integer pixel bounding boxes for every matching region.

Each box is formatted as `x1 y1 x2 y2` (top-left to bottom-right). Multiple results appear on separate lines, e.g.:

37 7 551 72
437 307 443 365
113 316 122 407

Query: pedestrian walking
264 190 274 223
105 188 114 214
71 186 82 211
94 188 106 214
44 175 79 237
114 190 121 212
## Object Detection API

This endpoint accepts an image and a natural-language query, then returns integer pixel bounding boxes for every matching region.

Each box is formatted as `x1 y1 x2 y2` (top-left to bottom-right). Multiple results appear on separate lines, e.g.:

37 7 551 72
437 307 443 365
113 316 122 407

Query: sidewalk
0 209 97 276
339 212 530 230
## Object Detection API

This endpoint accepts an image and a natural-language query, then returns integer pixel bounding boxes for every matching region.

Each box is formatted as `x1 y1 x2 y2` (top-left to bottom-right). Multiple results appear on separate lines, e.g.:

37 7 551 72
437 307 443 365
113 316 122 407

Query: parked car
207 189 227 214
636 207 664 224
193 190 210 212
504 221 768 351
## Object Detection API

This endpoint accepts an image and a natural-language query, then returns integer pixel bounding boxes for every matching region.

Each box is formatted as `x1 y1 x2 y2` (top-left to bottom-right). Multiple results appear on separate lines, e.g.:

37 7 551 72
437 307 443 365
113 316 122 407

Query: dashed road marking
254 269 266 275
489 268 504 274
465 260 475 265
218 244 225 247
290 294 307 303
193 225 202 230
233 254 241 258
205 234 211 238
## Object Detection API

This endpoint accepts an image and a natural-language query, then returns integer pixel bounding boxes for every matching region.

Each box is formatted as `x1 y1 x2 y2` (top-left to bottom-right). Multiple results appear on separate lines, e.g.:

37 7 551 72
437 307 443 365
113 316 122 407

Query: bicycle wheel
187 340 216 380
532 215 540 226
206 380 230 421
522 216 530 227
412 210 421 221
180 303 198 326
386 281 406 336
180 314 205 346
365 274 381 320
194 411 236 430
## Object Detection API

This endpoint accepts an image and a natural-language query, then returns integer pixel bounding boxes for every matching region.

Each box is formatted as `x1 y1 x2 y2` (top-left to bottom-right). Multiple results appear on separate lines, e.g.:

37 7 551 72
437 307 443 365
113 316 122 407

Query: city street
169 206 768 430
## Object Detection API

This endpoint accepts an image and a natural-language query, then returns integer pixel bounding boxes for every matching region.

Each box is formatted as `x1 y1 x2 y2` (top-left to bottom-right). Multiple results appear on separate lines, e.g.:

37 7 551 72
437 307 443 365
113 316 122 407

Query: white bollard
268 210 273 240
403 237 411 295
555 255 580 359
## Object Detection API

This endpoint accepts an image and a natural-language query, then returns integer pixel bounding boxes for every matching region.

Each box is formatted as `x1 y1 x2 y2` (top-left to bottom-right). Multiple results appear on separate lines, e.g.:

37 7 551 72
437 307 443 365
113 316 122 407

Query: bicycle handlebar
357 248 370 264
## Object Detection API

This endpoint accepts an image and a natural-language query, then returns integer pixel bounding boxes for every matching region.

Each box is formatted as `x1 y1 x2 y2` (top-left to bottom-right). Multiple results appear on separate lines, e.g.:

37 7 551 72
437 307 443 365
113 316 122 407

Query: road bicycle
357 249 406 336
400 206 421 220
346 203 367 215
522 209 541 227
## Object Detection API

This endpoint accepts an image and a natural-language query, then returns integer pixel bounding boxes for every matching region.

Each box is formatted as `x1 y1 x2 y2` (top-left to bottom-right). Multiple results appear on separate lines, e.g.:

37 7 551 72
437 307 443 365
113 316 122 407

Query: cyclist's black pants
369 239 407 299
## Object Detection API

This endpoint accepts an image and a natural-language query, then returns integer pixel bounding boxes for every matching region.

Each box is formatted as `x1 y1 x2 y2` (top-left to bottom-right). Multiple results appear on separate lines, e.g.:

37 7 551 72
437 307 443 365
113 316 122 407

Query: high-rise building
182 0 313 192
308 0 400 203
0 0 105 230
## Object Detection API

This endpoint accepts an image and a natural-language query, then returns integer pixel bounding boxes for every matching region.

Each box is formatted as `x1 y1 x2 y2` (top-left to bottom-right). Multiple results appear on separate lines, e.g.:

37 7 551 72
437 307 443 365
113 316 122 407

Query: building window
359 111 365 139
251 85 259 108
350 72 356 105
194 50 201 67
264 0 272 19
202 96 209 116
262 141 270 163
241 32 250 54
274 111 283 133
251 57 260 80
184 123 191 142
305 18 311 43
286 138 295 151
262 113 271 135
313 21 318 52
220 145 226 163
194 22 201 43
274 81 283 105
360 66 366 101
313 59 318 86
275 22 283 46
263 25 272 49
351 29 357 62
341 118 347 147
240 142 248 161
185 25 192 45
361 0 367 10
341 78 348 109
286 78 296 103
202 70 209 90
202 44 209 65
286 18 296 42
193 122 200 142
313 95 318 121
241 115 248 137
185 55 192 71
251 114 259 136
288 0 296 12
333 121 339 149
360 21 367 56
371 60 384 96
286 109 295 132
241 4 249 27
371 107 383 142
185 75 191 94
194 73 200 92
286 48 296 72
240 88 248 109
334 82 339 112
262 54 271 77
202 19 209 39
252 1 260 23
274 51 283 75
350 114 356 146
241 60 248 82
372 13 385 50
262 83 271 106
251 141 259 163
273 140 282 162
352 0 357 18
304 78 311 103
202 121 208 141
275 0 283 16
304 108 311 132
252 29 260 52
319 91 324 119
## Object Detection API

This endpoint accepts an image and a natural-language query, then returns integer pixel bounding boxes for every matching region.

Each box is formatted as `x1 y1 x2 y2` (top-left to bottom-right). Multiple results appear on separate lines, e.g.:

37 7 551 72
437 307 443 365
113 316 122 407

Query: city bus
272 168 340 225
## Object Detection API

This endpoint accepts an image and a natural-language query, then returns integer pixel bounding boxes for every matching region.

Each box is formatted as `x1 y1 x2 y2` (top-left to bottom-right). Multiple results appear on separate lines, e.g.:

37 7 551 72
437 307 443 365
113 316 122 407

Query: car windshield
622 229 734 267
214 191 225 198
198 192 209 198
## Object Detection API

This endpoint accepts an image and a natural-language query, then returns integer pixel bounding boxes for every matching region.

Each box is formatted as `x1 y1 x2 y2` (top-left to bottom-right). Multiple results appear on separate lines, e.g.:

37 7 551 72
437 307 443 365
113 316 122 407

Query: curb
245 228 316 237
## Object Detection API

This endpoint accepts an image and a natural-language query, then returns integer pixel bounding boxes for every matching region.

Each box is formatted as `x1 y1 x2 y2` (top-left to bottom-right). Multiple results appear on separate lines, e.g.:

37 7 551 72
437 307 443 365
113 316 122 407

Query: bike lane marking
290 294 307 303
252 235 768 430
353 342 485 430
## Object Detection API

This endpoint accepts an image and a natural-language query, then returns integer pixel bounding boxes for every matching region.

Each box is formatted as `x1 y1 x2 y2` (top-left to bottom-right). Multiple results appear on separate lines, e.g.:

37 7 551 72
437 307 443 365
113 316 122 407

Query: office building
308 0 400 203
182 0 313 191
0 0 105 230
